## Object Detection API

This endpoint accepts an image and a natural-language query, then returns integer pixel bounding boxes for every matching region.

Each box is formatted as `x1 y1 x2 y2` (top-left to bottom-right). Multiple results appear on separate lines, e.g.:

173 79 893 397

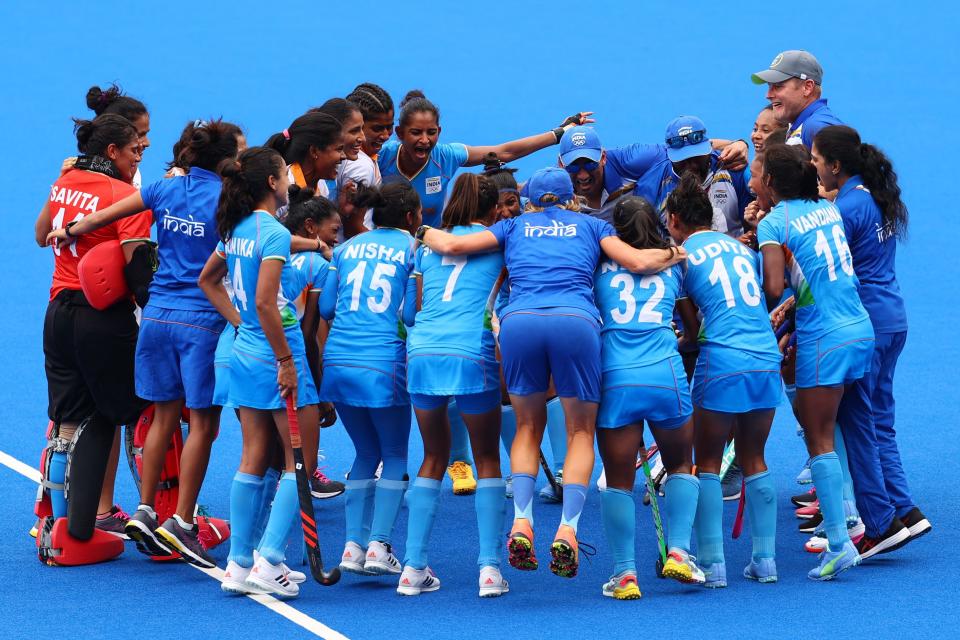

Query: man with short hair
752 50 842 148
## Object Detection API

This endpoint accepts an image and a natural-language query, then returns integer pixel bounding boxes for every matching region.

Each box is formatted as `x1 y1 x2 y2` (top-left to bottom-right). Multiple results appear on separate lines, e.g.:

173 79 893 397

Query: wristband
277 354 293 364
64 221 78 238
552 127 565 144
735 138 748 148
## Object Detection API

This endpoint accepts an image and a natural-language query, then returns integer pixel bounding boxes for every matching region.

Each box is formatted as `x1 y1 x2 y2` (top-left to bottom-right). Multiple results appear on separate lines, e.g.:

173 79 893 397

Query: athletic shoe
855 518 911 560
602 570 641 600
447 460 477 495
743 557 778 583
95 505 130 540
245 554 299 598
804 519 865 553
156 516 216 568
661 548 705 585
701 562 727 588
364 540 402 575
901 507 932 540
125 507 173 557
791 488 817 508
396 565 440 596
721 464 743 501
798 512 823 534
310 467 345 499
539 468 563 502
478 566 509 598
549 526 580 578
222 560 266 595
504 475 513 499
795 499 820 519
339 541 370 575
507 518 538 571
254 550 305 584
808 540 860 581
796 460 813 485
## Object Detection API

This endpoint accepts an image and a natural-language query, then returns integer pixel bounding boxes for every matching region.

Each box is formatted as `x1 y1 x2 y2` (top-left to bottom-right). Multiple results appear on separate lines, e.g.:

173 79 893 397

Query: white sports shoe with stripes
365 540 402 575
245 555 299 598
397 565 440 596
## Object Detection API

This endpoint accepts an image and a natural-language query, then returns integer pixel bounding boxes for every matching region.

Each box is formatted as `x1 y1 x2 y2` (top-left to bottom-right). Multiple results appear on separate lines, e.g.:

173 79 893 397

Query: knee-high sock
344 478 376 546
448 401 474 466
545 397 567 474
252 467 281 547
745 471 776 560
369 478 408 543
49 451 68 518
559 483 588 533
834 423 858 520
476 478 506 568
258 472 298 565
601 487 636 574
499 405 517 462
286 509 304 566
693 473 722 562
227 471 263 568
403 477 441 569
512 473 536 525
810 452 849 549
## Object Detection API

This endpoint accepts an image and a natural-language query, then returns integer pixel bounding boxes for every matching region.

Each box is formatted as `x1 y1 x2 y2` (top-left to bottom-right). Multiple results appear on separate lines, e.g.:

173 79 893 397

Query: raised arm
463 112 594 166
420 227 499 256
599 236 687 275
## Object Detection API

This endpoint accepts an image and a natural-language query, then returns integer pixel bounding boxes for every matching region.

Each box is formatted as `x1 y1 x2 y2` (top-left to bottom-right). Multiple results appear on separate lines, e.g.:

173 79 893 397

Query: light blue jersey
320 227 416 363
377 140 468 228
680 230 780 361
288 250 327 320
758 198 870 343
594 261 683 370
218 210 301 356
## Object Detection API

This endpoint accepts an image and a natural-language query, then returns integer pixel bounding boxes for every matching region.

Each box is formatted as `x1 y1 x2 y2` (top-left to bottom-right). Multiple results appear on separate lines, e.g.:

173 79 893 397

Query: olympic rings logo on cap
571 133 586 147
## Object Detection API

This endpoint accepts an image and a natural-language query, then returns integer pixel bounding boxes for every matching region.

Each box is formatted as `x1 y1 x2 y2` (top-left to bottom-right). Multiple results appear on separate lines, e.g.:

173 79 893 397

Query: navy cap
527 167 574 207
664 116 712 162
559 126 602 166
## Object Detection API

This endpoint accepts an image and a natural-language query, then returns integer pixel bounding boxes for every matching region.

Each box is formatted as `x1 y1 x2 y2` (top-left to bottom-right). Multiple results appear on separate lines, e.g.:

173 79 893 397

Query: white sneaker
254 550 306 584
365 540 402 575
222 560 266 595
245 555 299 598
397 565 440 596
340 541 370 575
478 565 509 597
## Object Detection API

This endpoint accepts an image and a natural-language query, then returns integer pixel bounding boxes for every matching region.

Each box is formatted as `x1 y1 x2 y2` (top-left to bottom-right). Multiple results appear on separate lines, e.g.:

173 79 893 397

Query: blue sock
834 423 858 519
258 472 298 565
693 473 722 562
253 467 281 546
665 473 699 554
447 401 474 465
810 452 849 549
559 483 588 532
369 478 408 543
512 473 536 525
545 397 567 474
49 451 68 519
228 471 264 568
344 478 375 546
500 406 517 459
286 510 305 567
744 471 776 561
601 487 636 574
403 478 441 569
476 478 506 569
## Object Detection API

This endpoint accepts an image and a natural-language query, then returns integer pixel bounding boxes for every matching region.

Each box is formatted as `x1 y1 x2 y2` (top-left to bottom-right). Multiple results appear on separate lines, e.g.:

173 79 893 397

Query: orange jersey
48 169 152 300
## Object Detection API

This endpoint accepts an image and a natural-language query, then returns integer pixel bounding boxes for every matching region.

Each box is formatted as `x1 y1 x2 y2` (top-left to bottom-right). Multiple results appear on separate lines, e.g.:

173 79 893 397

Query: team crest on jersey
425 176 441 194
571 132 587 147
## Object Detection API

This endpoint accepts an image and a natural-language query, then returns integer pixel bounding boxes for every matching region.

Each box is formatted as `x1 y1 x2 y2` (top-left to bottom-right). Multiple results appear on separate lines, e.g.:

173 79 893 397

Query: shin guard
37 516 123 566
65 414 116 540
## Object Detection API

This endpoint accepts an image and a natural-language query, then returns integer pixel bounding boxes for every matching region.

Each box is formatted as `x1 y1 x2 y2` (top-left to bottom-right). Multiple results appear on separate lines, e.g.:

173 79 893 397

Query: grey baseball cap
752 50 823 85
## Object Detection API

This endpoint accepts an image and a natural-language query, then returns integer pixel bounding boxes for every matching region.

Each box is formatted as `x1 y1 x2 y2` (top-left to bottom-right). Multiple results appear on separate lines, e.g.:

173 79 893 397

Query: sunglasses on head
666 129 707 149
564 160 600 174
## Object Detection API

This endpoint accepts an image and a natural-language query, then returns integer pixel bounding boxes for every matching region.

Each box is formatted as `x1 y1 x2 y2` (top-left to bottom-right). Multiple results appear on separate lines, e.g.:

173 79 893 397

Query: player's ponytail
399 89 440 127
442 173 499 229
665 172 713 230
613 196 671 251
172 119 243 173
266 111 343 165
72 114 138 156
481 152 520 193
354 180 421 229
216 147 285 241
85 84 148 122
283 186 339 235
762 143 819 202
814 125 908 239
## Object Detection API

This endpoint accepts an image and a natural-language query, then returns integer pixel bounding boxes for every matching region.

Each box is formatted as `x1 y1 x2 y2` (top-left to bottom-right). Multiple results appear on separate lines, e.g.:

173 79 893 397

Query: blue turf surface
1 2 959 638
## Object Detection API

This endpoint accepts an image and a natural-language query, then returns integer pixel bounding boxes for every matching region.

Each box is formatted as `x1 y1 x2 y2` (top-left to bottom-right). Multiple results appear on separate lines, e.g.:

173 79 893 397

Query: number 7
441 255 466 302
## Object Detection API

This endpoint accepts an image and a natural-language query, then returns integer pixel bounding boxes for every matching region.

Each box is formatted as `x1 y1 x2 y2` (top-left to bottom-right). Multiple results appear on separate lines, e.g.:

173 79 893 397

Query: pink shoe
795 499 820 519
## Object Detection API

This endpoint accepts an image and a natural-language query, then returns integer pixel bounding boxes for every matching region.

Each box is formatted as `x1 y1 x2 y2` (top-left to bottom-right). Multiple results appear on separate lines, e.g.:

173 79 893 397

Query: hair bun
400 89 426 108
287 184 316 207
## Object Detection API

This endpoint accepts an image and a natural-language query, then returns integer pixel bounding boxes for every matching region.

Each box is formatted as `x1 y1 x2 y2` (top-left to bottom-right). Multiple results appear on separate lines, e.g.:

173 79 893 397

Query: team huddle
32 48 929 601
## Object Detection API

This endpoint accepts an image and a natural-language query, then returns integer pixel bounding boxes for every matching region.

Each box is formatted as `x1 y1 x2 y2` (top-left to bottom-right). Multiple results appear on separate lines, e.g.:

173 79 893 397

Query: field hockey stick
732 479 746 539
285 396 340 586
539 450 562 498
639 452 668 578
638 444 660 506
718 440 737 481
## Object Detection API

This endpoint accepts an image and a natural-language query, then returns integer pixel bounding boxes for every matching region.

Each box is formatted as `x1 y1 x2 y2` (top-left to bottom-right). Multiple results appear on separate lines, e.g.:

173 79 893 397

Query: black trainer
125 507 173 557
156 516 216 568
855 517 911 560
900 507 932 540
310 467 346 499
798 512 823 534
791 489 817 508
721 464 743 501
